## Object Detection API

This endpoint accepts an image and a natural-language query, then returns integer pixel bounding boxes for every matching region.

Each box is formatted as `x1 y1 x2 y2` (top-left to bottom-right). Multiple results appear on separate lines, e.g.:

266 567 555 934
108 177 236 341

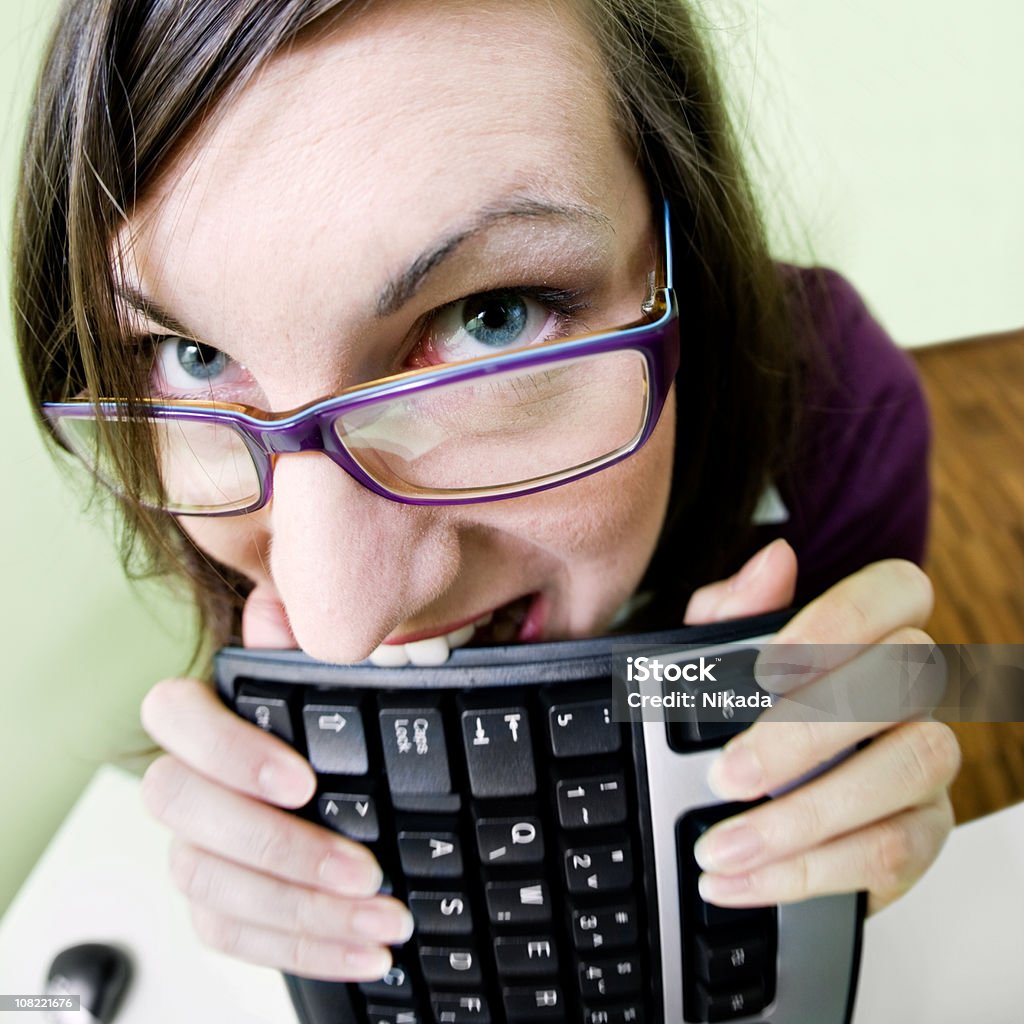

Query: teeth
368 643 411 667
403 635 452 666
446 624 475 649
367 617 486 668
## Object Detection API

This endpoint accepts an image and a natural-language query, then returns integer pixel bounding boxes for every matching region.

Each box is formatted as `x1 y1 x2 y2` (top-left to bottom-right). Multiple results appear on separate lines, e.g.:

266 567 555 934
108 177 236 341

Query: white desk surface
2 764 1022 1023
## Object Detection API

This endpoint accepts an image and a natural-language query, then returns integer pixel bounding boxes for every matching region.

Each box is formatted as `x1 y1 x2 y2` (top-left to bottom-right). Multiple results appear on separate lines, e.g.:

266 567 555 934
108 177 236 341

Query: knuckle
886 625 933 647
192 908 243 956
141 754 188 823
248 823 299 874
881 560 934 620
286 931 320 975
897 722 960 794
927 723 962 784
291 887 329 936
168 841 206 899
873 819 917 893
140 676 201 733
790 791 828 847
786 852 813 901
787 720 825 767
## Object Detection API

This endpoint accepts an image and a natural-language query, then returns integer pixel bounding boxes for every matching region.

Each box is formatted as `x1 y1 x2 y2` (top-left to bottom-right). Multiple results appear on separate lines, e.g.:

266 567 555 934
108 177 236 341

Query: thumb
683 538 797 625
242 579 297 648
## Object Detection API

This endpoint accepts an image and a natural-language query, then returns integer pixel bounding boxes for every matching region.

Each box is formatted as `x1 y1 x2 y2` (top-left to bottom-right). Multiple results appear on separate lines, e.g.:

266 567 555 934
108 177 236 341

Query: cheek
178 513 271 582
485 387 676 564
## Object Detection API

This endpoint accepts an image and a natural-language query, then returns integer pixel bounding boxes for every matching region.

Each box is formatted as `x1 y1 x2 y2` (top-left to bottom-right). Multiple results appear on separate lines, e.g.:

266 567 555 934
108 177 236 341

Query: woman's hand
140 584 415 980
683 539 961 915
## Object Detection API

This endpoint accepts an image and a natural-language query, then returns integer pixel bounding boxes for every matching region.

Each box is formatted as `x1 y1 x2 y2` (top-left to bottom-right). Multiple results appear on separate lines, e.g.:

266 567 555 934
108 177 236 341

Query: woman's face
116 0 676 664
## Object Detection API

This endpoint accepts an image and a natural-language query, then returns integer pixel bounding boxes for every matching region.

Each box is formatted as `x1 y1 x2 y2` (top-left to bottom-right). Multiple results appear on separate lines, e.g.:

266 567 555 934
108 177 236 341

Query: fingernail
352 903 416 944
320 851 383 896
728 541 776 593
708 743 764 798
694 824 763 871
258 758 314 805
341 946 392 977
698 871 755 904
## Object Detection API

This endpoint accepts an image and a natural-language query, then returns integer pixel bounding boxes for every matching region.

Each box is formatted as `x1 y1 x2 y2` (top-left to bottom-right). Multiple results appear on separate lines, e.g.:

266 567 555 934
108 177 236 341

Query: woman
14 0 959 982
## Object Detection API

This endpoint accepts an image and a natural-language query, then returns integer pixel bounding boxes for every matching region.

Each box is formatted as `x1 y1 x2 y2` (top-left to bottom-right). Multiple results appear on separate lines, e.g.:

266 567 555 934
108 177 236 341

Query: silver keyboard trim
634 634 859 1023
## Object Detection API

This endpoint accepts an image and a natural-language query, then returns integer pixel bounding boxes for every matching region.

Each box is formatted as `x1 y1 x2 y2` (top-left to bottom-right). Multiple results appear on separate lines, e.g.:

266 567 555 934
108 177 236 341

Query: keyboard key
564 839 633 894
236 689 294 742
694 931 768 985
577 956 642 1000
398 831 463 878
379 708 452 797
694 980 767 1022
358 961 414 1000
494 936 559 977
545 696 621 757
419 947 482 986
677 806 774 927
581 1002 644 1023
392 792 463 814
431 993 491 1023
502 984 566 1022
556 774 627 829
302 702 368 774
366 1006 421 1024
485 880 551 926
317 792 379 842
476 817 544 866
665 648 764 750
459 706 535 797
408 891 473 935
570 903 638 951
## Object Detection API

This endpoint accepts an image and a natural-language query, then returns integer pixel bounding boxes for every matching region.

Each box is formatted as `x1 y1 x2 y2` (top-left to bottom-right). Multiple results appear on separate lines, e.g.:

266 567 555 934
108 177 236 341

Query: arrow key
318 792 379 842
303 702 368 775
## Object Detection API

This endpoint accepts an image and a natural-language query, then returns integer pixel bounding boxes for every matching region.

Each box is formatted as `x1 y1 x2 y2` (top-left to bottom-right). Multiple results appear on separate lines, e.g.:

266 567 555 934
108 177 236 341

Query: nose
266 453 460 662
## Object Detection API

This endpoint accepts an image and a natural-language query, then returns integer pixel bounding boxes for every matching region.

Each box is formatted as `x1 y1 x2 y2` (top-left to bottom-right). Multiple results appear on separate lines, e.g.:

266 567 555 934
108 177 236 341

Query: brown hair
12 0 807 655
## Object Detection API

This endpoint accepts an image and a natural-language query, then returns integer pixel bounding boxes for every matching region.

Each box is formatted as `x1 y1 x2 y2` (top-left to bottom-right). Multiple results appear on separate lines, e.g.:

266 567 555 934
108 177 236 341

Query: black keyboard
215 612 863 1024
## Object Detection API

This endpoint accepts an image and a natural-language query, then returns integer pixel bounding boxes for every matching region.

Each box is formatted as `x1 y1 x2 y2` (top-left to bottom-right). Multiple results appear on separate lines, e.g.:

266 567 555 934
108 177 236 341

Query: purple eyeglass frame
43 202 680 515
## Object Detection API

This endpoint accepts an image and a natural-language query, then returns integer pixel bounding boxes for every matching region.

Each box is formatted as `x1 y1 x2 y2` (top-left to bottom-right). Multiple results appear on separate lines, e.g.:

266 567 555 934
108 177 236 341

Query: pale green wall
1 0 1019 913
710 0 1023 345
0 1 196 914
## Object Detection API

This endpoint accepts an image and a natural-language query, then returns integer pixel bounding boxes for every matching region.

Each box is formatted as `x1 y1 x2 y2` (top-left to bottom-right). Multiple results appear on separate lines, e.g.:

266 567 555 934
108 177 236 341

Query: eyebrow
115 196 613 334
115 285 197 338
374 197 612 317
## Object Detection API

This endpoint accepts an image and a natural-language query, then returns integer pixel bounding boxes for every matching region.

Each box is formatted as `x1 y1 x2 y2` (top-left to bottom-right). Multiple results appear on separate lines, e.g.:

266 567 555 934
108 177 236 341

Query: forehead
120 0 627 302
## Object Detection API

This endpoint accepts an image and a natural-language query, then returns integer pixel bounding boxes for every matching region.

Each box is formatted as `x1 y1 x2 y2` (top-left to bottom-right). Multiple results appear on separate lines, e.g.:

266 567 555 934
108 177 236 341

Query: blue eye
177 339 228 380
149 336 257 399
462 292 529 348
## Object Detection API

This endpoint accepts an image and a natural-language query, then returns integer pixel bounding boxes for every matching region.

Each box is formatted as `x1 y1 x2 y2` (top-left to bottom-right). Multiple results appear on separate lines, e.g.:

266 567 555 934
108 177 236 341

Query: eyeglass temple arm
643 199 675 316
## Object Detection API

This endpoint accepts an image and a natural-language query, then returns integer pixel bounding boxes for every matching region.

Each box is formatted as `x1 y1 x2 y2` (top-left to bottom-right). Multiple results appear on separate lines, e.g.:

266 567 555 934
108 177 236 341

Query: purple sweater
748 268 932 604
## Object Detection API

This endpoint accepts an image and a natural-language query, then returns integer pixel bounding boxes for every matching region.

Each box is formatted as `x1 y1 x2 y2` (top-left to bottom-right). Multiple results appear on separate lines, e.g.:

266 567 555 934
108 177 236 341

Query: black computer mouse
45 943 132 1024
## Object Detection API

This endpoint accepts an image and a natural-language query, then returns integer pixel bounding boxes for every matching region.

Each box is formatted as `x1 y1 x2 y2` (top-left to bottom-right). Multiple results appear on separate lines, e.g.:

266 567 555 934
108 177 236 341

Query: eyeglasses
43 203 679 516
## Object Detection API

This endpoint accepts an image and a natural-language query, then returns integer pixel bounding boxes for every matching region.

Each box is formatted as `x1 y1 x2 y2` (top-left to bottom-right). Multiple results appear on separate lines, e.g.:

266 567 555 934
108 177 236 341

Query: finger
696 721 961 872
188 904 394 982
773 559 933 645
142 755 381 897
243 579 296 648
168 839 414 945
709 630 946 801
697 794 955 913
683 539 797 625
756 627 944 704
140 676 315 808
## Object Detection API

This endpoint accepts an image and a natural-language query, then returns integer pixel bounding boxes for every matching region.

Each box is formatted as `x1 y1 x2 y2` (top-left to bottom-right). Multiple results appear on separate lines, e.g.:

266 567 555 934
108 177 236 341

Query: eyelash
127 283 593 397
408 284 591 353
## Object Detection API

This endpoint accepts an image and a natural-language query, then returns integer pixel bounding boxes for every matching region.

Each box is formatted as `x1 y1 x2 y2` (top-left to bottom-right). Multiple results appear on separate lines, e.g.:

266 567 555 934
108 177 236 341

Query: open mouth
367 593 541 667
